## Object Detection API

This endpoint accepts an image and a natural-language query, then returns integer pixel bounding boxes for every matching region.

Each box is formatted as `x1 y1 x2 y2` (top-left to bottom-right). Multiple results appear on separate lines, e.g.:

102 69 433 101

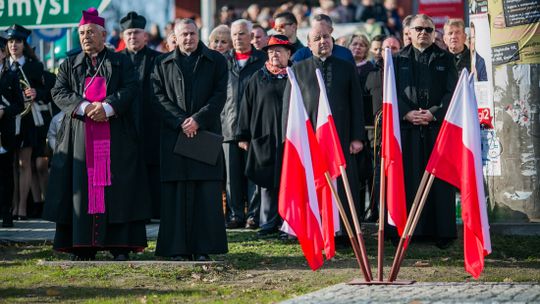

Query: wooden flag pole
388 170 430 281
325 172 371 282
389 172 435 282
339 165 373 281
377 157 386 281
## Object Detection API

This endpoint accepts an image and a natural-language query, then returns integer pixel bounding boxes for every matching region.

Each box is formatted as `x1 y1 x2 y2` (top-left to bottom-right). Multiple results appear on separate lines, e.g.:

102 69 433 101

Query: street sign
0 0 111 29
35 28 67 42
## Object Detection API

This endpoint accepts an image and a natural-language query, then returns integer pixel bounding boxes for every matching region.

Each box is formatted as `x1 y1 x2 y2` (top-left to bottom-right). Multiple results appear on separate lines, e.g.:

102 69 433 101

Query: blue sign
35 28 67 42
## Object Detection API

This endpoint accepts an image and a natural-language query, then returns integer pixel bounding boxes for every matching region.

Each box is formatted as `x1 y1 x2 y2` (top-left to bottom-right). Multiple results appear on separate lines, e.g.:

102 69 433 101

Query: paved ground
0 219 160 242
281 282 540 304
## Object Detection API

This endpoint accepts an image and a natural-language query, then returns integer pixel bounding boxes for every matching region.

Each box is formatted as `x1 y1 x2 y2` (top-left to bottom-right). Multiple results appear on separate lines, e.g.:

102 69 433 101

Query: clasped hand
182 117 199 138
405 109 434 125
84 102 107 122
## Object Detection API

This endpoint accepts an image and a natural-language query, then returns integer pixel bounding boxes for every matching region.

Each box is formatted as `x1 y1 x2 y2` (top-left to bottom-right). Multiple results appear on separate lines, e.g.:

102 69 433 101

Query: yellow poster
488 0 540 65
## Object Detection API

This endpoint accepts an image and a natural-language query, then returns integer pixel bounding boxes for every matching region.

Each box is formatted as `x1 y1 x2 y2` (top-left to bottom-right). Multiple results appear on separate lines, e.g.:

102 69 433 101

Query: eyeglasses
274 23 293 30
413 26 434 33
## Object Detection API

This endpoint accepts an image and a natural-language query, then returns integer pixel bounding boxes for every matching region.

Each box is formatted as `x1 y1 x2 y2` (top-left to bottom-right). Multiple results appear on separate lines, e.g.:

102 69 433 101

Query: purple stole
83 76 111 214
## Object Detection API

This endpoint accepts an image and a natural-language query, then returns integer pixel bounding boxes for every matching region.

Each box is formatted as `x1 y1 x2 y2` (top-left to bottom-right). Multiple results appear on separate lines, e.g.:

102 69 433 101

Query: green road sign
0 0 111 29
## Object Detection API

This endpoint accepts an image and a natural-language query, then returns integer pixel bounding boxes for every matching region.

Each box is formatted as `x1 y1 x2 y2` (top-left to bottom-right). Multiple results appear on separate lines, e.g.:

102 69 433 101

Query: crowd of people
0 2 483 261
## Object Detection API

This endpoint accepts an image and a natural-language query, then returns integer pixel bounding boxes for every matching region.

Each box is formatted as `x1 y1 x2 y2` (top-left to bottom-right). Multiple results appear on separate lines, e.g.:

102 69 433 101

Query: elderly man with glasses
392 14 458 249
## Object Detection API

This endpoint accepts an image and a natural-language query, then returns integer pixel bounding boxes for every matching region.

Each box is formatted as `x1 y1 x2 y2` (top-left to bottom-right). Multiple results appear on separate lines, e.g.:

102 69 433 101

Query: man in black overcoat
284 14 366 237
119 12 162 219
393 14 458 248
152 19 228 261
43 8 151 261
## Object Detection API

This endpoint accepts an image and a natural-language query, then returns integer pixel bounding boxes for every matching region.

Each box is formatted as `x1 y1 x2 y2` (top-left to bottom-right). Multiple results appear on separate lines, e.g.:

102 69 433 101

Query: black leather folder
174 130 224 165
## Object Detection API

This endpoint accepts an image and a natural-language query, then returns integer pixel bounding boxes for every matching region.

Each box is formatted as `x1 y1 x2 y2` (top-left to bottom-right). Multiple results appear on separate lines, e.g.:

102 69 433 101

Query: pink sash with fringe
84 76 111 214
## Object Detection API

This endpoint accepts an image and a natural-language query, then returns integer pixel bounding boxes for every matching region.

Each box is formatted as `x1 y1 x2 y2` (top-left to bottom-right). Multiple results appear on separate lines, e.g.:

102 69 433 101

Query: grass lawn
1 230 539 303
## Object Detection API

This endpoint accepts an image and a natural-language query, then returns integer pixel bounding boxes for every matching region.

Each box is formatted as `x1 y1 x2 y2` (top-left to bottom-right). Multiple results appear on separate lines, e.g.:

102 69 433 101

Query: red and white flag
315 68 343 260
279 67 326 270
426 69 492 279
382 48 408 237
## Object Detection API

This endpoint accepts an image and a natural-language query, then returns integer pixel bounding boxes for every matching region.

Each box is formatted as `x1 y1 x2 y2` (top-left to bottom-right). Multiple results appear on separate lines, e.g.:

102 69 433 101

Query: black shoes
257 227 279 238
2 214 13 227
245 218 258 229
172 255 193 261
435 238 455 250
194 254 210 262
12 215 28 221
71 253 96 261
171 254 210 262
226 217 244 229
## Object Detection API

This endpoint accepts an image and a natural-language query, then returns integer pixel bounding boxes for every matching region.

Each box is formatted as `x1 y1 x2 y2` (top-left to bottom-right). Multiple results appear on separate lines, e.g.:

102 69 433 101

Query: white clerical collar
319 56 328 62
9 56 26 67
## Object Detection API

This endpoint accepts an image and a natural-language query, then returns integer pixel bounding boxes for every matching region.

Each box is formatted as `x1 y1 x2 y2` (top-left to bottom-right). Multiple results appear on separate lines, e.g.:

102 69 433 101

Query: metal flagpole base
348 279 415 285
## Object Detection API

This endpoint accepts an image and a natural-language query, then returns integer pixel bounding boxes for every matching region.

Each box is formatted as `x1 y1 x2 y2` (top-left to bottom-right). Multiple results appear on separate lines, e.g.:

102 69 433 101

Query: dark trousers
259 187 279 231
0 150 14 220
223 142 259 222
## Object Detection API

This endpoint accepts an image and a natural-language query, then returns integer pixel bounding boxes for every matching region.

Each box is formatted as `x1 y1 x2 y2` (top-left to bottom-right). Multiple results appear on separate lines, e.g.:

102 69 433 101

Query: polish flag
382 48 407 236
315 68 343 260
279 67 326 270
426 70 492 279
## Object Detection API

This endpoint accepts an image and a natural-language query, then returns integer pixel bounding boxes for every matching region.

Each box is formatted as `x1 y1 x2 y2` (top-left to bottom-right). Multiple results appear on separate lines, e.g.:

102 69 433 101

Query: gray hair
410 14 435 28
312 14 333 27
175 18 197 28
79 23 106 33
231 19 253 32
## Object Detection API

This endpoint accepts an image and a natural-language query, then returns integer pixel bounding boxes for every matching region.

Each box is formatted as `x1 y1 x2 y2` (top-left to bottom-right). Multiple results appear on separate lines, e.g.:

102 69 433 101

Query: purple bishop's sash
83 76 111 214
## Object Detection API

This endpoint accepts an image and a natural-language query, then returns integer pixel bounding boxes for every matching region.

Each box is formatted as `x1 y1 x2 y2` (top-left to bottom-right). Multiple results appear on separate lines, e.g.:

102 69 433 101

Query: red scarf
265 61 287 76
234 50 252 60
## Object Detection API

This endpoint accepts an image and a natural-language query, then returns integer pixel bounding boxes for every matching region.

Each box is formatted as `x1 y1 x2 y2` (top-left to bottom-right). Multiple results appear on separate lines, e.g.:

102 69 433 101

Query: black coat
285 56 366 147
284 55 366 226
0 66 24 151
43 49 151 224
9 58 48 150
393 44 459 239
120 46 162 165
221 47 266 142
236 68 286 188
151 43 228 181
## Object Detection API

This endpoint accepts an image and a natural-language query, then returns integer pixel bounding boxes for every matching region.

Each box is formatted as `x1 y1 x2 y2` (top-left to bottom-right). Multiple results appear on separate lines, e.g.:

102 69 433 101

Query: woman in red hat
236 35 294 237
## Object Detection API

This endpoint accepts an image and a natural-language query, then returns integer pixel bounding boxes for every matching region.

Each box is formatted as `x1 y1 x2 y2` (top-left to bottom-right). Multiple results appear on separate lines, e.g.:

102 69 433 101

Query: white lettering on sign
8 0 31 16
0 0 70 24
33 0 47 24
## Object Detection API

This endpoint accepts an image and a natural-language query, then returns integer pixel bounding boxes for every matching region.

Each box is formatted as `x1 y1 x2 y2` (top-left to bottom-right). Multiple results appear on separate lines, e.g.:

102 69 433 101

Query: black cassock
151 44 228 257
393 44 459 241
120 46 162 218
284 56 366 232
43 49 151 254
